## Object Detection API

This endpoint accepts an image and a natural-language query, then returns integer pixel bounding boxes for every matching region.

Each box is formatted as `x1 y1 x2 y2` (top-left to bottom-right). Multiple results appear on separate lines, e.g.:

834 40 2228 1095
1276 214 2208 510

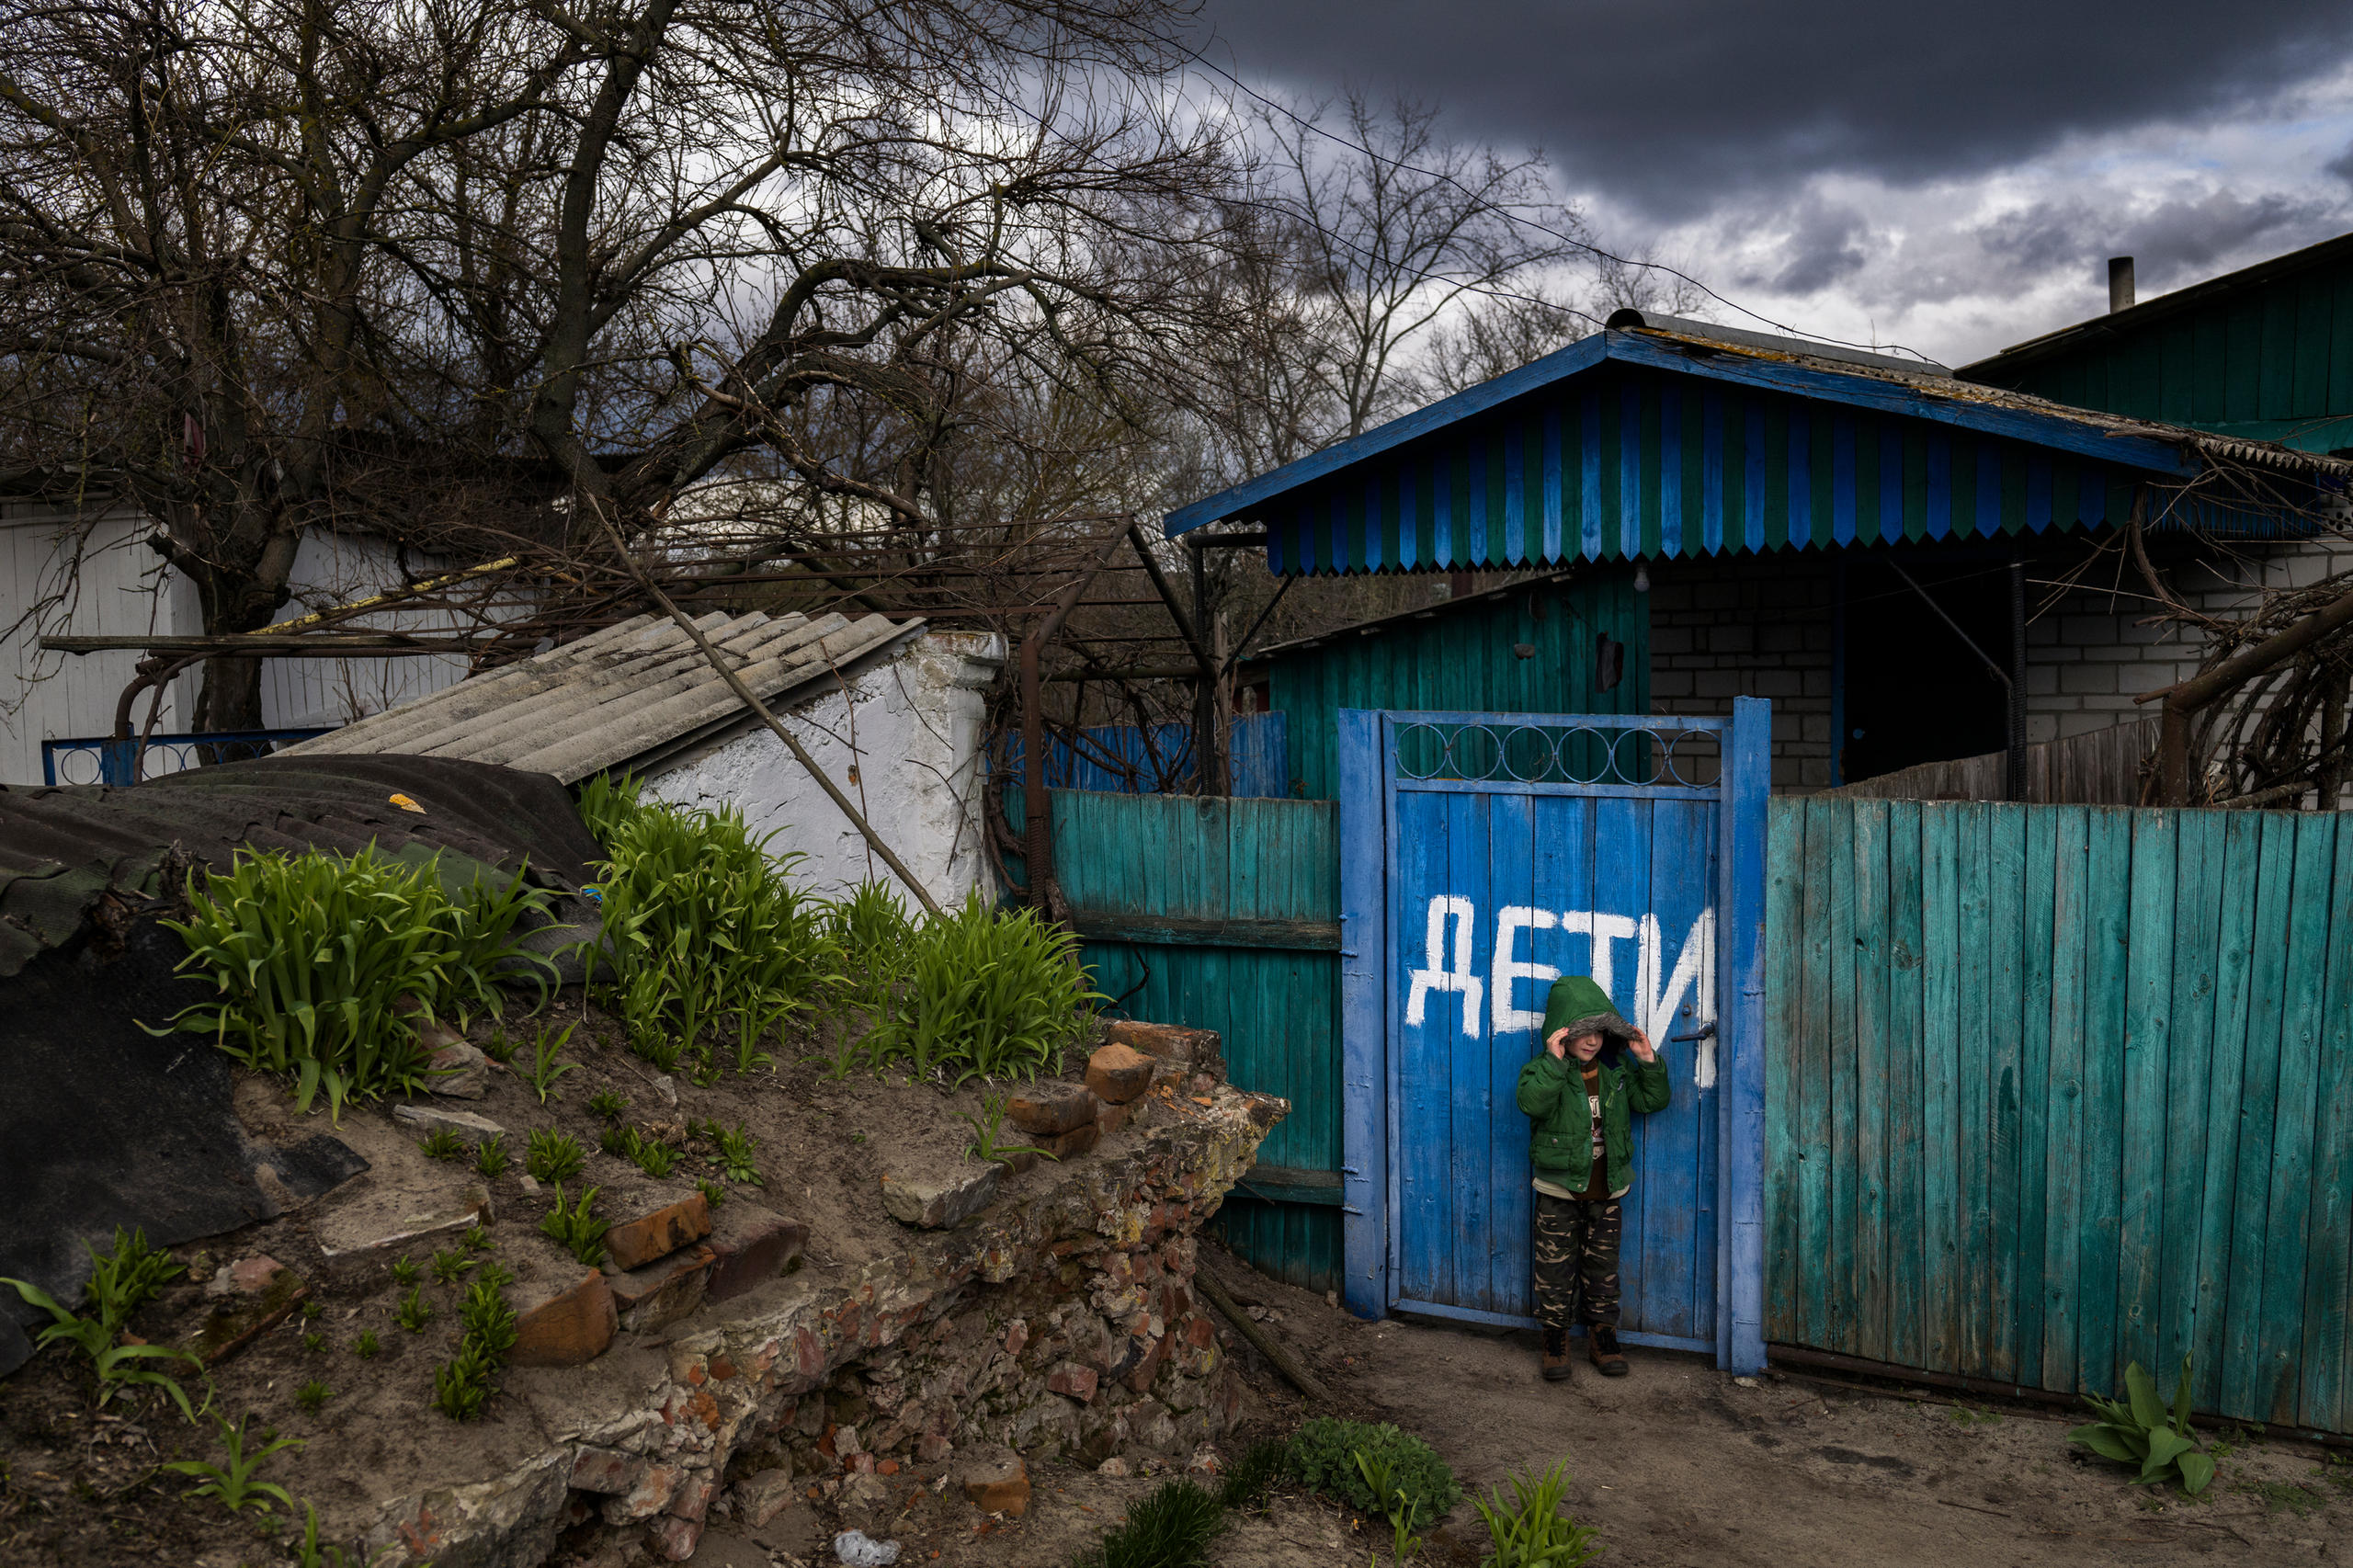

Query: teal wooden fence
1044 789 1344 1292
1767 797 2353 1434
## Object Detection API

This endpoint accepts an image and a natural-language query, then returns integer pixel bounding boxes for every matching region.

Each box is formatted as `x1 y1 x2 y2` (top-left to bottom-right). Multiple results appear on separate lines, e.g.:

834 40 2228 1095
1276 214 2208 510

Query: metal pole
2008 559 2028 801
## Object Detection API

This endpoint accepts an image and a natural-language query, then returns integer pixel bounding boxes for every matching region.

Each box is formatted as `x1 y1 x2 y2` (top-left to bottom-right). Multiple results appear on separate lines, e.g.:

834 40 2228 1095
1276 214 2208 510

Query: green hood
1540 974 1633 1047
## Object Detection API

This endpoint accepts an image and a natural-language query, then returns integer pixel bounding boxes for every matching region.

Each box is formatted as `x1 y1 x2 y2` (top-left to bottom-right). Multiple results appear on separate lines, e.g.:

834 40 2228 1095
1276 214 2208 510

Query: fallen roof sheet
283 608 921 782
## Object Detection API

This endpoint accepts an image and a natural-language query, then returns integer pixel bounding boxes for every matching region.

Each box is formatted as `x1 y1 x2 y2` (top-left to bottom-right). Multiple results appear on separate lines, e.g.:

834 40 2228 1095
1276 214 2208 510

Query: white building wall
642 631 1006 911
0 502 479 786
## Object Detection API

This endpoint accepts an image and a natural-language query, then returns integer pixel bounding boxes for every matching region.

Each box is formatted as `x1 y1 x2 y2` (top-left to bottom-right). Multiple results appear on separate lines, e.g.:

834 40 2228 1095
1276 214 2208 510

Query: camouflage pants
1532 1192 1623 1329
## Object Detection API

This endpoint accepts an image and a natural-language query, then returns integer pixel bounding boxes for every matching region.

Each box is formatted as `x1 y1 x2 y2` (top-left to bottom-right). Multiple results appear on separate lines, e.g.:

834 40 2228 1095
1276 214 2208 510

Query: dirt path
786 1245 2347 1568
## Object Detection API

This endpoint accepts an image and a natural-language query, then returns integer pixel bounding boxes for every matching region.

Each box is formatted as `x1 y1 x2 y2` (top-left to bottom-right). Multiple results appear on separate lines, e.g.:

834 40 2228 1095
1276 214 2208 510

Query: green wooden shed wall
1961 233 2353 456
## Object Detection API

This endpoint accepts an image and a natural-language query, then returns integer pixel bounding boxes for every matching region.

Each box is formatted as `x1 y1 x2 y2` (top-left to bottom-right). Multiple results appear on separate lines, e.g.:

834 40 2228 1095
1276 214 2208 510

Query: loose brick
1104 1021 1222 1079
605 1191 713 1272
1037 1123 1099 1160
961 1449 1030 1517
608 1246 713 1333
1085 1043 1154 1104
1003 1081 1098 1136
703 1201 809 1302
510 1269 617 1367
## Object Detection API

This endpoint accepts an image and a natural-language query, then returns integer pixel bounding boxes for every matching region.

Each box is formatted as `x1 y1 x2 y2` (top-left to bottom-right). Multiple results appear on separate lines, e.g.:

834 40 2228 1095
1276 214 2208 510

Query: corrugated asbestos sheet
284 609 918 783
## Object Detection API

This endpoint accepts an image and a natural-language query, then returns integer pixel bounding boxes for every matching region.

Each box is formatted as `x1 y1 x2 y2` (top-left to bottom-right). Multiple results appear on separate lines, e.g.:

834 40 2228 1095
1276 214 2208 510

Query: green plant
1219 1437 1289 1512
473 1136 510 1180
588 1089 629 1123
352 1331 381 1360
429 1248 475 1285
540 1184 608 1267
1355 1449 1425 1562
394 1287 434 1334
433 1343 498 1421
0 1276 203 1418
295 1381 333 1414
163 1414 301 1515
1289 1418 1459 1524
1075 1478 1227 1568
2069 1356 2214 1496
696 1177 727 1209
418 1127 464 1162
81 1227 182 1333
462 1223 494 1253
300 1299 323 1321
858 890 1101 1085
152 846 552 1119
294 1500 352 1568
1469 1460 1601 1568
301 1332 325 1354
523 1021 576 1105
389 1256 420 1287
525 1129 585 1184
598 1124 633 1157
473 1260 515 1291
479 1028 518 1064
584 796 835 1077
624 1129 677 1178
458 1281 517 1363
711 1122 765 1186
958 1092 1054 1165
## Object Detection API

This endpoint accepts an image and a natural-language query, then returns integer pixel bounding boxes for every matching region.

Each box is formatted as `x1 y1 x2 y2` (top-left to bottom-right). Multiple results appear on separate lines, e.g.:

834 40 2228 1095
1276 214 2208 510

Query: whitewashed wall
0 502 475 786
642 631 1006 911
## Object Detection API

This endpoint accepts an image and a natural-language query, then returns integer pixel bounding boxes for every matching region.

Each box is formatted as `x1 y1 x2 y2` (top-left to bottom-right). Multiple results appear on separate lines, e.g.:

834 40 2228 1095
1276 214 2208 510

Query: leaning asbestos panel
509 618 903 783
440 614 852 774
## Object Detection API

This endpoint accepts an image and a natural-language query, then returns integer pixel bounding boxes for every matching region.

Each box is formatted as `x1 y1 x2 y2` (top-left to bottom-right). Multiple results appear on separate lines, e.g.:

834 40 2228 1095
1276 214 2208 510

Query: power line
1167 36 1942 367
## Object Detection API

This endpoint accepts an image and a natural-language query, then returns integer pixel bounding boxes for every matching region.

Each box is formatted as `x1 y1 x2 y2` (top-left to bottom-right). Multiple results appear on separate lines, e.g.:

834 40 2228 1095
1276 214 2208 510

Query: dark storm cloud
2331 142 2353 187
1191 0 2353 219
1972 190 2339 297
1751 197 1870 293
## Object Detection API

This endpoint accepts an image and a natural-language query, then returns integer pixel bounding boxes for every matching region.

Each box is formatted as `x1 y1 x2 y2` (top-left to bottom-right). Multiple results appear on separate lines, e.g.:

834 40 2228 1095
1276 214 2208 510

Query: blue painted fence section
1768 796 2353 1434
995 712 1289 798
41 729 332 787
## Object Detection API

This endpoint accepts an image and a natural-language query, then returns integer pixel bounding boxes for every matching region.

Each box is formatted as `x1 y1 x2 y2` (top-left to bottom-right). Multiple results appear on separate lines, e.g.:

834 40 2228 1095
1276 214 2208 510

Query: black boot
1540 1326 1573 1381
1588 1324 1629 1377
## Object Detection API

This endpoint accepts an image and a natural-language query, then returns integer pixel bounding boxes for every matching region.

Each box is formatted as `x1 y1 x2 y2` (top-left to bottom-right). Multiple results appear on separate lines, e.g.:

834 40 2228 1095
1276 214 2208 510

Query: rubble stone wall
359 1083 1283 1568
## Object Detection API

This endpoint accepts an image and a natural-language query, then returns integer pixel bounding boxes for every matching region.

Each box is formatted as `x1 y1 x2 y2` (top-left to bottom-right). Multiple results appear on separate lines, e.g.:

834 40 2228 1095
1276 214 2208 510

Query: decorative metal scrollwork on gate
1390 719 1723 789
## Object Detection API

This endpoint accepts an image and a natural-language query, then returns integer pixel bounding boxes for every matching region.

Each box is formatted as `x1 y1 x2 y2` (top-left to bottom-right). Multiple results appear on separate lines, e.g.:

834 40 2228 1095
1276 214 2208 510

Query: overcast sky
1187 1 2353 367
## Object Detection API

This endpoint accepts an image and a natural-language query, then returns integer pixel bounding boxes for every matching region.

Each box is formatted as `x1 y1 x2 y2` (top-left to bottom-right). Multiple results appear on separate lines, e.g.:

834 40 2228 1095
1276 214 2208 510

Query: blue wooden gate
1336 700 1772 1372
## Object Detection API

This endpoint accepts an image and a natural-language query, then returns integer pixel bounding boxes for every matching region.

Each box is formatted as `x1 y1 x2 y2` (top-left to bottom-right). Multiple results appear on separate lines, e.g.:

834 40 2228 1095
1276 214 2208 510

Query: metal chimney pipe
2108 256 2135 313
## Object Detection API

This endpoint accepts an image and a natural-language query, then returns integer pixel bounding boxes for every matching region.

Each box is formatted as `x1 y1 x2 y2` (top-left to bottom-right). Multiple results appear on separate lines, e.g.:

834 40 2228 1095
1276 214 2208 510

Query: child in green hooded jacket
1515 973 1670 1381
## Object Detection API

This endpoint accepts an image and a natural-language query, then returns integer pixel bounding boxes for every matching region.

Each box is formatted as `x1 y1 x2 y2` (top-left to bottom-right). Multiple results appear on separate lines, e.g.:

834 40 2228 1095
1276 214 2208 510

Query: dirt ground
778 1244 2352 1568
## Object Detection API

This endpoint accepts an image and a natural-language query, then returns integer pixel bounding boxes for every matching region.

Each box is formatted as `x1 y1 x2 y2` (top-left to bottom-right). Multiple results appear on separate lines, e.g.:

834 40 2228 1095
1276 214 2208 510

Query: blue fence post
1717 696 1771 1372
1336 708 1388 1319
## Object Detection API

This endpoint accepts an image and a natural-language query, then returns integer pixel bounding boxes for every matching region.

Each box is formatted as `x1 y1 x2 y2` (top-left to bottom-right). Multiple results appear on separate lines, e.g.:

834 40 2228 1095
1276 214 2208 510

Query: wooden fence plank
2222 814 2295 1418
1852 799 1893 1362
2158 811 2224 1380
1955 801 1995 1377
1885 800 1928 1372
2194 813 2261 1412
2015 804 2059 1390
1764 799 1807 1344
2299 817 2353 1434
2041 807 2090 1393
1986 803 2028 1383
2075 808 2132 1402
2117 810 2177 1383
1827 796 1859 1354
2256 815 2334 1422
1919 801 1962 1373
1799 797 1836 1347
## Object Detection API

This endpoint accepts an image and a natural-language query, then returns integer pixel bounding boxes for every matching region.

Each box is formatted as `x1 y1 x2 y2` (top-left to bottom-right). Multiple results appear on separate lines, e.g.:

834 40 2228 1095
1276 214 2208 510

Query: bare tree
0 0 1240 725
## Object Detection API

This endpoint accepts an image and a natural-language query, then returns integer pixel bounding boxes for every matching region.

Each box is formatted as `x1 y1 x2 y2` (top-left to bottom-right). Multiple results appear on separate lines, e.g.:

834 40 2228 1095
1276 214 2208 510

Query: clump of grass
1219 1438 1288 1512
588 1089 629 1124
428 1249 474 1285
1469 1459 1600 1568
153 846 553 1119
80 1227 181 1333
1287 1416 1459 1523
479 1028 518 1064
417 1127 464 1162
584 791 833 1079
394 1288 434 1334
301 1332 325 1354
696 1177 727 1210
472 1136 509 1180
299 1299 322 1322
352 1331 381 1360
461 1223 494 1253
432 1278 519 1423
710 1121 764 1186
626 1131 677 1178
597 1124 632 1158
1074 1479 1226 1568
295 1380 333 1414
856 890 1101 1085
389 1256 420 1286
525 1129 585 1184
163 1414 301 1516
540 1185 608 1267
